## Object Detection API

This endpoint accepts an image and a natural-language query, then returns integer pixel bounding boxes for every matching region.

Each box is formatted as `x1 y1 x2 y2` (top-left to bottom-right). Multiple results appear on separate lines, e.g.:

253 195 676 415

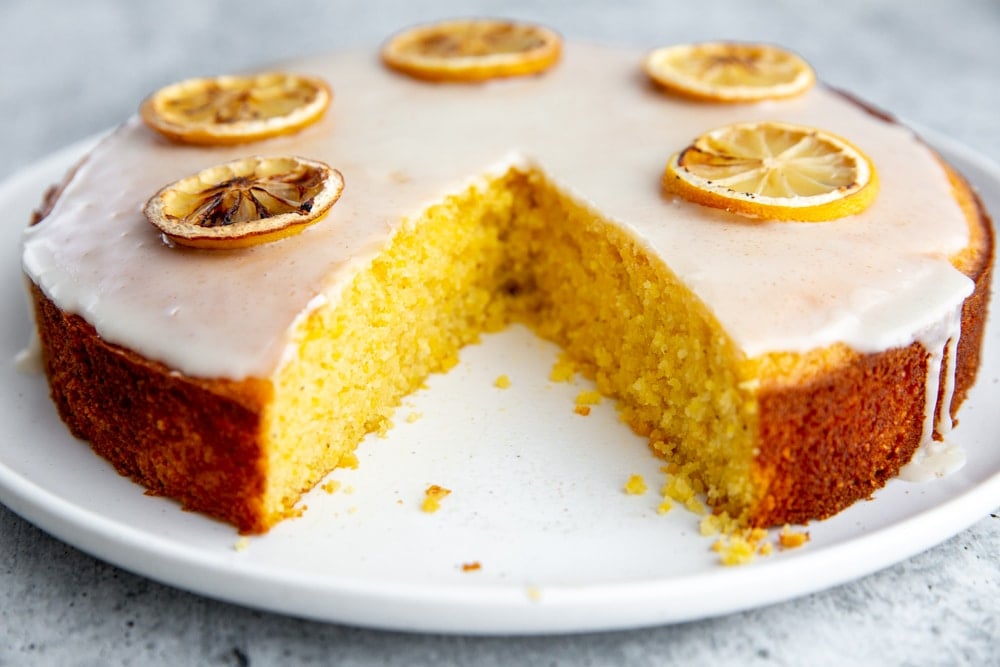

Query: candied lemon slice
381 18 561 82
662 121 878 222
139 72 331 145
144 156 343 249
645 42 814 102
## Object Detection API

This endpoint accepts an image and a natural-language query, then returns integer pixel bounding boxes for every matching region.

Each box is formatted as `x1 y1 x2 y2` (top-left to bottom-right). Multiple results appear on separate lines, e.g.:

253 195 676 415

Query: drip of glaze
899 304 967 482
13 332 43 375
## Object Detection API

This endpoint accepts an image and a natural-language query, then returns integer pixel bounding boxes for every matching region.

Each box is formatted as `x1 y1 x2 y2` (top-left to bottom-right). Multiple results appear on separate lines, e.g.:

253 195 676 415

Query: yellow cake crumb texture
493 374 512 389
548 353 577 382
624 474 648 495
700 512 811 565
461 561 482 572
573 405 591 416
321 480 341 494
421 484 452 513
257 166 760 530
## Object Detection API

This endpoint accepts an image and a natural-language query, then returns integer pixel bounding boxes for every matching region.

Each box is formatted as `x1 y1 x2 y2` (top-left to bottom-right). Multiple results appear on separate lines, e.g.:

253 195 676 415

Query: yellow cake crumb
663 474 695 503
461 561 482 572
548 353 576 382
624 474 647 495
718 536 757 566
573 405 591 416
779 524 811 549
684 496 707 515
406 411 422 423
709 525 774 565
342 485 355 495
699 511 742 536
656 500 673 515
234 536 250 552
321 480 341 494
574 390 602 406
421 484 452 513
376 418 394 438
493 374 512 389
338 451 359 470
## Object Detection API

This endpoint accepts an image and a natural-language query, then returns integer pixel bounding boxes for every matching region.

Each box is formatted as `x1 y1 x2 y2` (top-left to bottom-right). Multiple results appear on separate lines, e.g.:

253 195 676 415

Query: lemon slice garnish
662 121 878 222
144 156 344 249
645 42 815 103
381 18 562 82
139 73 331 145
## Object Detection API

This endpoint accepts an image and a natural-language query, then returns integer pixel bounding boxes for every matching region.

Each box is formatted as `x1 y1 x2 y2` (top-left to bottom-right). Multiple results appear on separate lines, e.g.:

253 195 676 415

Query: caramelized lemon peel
645 42 815 103
381 18 562 82
144 156 343 250
140 72 331 145
662 121 878 222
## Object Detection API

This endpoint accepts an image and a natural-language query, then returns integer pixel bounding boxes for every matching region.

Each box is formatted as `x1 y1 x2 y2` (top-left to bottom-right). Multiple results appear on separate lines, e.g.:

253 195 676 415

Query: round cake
22 31 994 533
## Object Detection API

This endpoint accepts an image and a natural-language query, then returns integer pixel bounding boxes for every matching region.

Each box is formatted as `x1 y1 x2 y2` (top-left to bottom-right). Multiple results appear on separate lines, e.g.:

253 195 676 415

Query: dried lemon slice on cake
140 73 331 145
662 121 878 222
144 156 344 249
381 18 562 82
645 42 814 102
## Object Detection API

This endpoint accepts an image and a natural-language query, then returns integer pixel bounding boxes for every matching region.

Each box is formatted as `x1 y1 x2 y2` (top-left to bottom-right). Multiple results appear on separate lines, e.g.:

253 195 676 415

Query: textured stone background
2 1 999 665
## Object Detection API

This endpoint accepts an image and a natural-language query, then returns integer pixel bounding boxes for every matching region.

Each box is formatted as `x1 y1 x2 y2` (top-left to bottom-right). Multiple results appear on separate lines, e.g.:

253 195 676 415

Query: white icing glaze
900 303 967 481
21 43 975 403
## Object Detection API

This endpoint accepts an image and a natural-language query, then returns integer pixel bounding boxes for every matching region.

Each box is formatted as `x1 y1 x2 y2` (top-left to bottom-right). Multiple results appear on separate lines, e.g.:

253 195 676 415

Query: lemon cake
22 28 993 533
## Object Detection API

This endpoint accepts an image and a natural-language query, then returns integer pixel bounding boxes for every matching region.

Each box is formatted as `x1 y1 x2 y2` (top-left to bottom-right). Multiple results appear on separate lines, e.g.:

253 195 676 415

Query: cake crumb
574 390 602 406
234 536 250 553
493 374 512 389
405 411 422 423
711 526 772 565
573 405 591 416
321 480 341 494
342 485 355 495
338 451 359 469
526 586 543 602
717 534 758 566
548 353 576 382
421 484 451 513
624 474 647 495
656 500 673 515
376 418 394 438
779 524 811 549
684 496 707 515
461 561 482 572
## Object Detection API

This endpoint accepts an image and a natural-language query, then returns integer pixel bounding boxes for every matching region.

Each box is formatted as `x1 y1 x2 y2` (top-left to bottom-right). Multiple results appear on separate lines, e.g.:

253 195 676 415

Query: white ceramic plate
1 132 998 635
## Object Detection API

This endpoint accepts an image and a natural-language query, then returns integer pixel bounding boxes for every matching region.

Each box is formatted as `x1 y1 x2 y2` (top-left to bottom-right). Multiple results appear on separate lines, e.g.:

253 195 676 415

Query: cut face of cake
22 36 993 534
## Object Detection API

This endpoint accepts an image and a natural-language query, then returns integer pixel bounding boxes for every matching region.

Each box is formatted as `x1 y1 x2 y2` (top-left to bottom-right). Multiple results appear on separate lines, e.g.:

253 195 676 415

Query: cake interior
261 167 760 527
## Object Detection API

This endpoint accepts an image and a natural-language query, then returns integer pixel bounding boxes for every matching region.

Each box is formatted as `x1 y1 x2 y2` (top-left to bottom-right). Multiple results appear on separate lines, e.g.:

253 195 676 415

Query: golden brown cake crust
29 282 274 533
750 176 994 527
